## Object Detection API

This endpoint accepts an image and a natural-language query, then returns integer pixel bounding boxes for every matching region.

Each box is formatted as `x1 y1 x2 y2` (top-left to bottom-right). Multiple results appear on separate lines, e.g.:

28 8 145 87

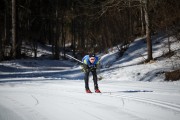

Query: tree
12 0 21 58
143 0 153 61
0 31 2 61
12 0 17 58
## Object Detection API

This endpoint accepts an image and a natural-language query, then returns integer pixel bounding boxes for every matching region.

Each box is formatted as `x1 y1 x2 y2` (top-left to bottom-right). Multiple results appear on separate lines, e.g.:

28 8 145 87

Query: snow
0 35 180 120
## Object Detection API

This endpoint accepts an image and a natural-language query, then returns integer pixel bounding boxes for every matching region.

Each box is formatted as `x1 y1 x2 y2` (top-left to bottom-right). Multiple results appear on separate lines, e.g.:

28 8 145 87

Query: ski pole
65 54 83 64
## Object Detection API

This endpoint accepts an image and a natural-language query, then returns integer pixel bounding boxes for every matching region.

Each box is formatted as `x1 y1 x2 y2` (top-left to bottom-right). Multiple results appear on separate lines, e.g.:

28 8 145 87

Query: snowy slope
100 36 180 82
0 35 180 120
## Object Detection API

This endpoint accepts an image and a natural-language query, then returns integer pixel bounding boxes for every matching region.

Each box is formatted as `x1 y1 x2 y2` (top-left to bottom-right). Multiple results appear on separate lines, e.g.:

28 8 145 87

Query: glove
82 64 90 73
89 66 96 71
81 64 97 72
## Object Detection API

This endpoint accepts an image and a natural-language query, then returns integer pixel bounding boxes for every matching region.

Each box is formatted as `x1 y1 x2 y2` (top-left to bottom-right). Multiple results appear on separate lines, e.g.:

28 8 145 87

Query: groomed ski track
0 80 180 120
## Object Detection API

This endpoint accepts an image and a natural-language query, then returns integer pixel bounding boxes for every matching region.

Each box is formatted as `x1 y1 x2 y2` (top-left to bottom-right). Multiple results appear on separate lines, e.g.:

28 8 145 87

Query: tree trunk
0 7 4 60
0 31 2 61
16 3 21 58
5 0 11 57
140 0 145 36
62 14 66 58
12 0 17 58
54 9 60 59
144 0 153 61
71 19 76 57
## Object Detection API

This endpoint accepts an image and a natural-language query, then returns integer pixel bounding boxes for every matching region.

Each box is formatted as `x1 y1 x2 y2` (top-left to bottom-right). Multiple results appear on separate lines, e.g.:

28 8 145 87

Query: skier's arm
81 59 90 72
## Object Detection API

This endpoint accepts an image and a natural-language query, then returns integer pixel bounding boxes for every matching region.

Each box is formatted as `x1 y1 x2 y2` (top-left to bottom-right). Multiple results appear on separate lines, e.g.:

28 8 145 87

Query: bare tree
140 0 145 35
0 32 2 60
12 0 17 58
143 0 153 61
12 0 21 58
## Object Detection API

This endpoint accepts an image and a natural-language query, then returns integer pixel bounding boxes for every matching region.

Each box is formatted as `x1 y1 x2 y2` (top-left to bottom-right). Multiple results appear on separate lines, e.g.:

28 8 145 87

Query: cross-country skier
82 53 101 93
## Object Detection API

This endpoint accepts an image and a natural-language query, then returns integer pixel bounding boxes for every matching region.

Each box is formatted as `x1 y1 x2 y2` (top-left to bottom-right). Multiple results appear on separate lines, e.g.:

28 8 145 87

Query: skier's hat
89 53 95 58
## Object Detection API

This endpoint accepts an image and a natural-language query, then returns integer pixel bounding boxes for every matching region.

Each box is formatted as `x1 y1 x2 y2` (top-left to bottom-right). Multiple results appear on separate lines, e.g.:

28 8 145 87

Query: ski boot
86 89 92 93
95 89 101 93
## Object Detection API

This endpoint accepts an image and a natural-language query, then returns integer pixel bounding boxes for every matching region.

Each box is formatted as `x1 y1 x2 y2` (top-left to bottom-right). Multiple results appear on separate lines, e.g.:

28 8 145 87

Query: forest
0 0 179 61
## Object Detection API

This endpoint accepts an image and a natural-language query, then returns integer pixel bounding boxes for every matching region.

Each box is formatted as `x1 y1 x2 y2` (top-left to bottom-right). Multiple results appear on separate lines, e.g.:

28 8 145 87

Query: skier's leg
92 70 99 90
84 72 90 90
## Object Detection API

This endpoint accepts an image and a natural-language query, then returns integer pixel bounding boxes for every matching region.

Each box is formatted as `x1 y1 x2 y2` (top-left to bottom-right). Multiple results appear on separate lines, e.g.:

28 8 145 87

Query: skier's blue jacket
82 55 99 67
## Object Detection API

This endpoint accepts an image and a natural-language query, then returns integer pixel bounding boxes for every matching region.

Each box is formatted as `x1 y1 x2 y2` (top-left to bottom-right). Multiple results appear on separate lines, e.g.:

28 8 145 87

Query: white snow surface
0 36 180 120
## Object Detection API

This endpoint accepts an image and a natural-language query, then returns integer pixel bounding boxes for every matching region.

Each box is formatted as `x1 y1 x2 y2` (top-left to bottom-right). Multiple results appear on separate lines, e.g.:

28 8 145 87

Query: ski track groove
98 92 180 112
31 95 39 106
1 95 48 120
60 89 180 112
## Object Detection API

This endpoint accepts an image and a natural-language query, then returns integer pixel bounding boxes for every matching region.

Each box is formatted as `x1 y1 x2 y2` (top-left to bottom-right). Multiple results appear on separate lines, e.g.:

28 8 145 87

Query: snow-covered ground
0 36 180 120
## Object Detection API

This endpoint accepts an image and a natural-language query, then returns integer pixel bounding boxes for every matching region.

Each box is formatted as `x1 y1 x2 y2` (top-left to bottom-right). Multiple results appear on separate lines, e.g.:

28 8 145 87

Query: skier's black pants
84 70 99 90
